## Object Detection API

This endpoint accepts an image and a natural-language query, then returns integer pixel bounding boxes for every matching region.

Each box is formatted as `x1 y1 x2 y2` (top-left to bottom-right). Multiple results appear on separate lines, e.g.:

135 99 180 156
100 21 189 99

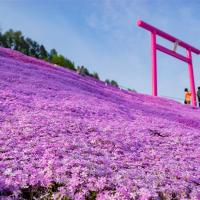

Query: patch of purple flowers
0 47 200 199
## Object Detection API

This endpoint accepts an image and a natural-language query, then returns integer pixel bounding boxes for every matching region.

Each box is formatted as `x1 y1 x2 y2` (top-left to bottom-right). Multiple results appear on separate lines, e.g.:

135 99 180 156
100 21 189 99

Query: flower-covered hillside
0 47 200 199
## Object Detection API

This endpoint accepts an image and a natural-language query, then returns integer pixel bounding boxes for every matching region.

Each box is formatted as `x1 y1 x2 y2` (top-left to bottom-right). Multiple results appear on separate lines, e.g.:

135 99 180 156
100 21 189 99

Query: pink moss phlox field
0 47 200 199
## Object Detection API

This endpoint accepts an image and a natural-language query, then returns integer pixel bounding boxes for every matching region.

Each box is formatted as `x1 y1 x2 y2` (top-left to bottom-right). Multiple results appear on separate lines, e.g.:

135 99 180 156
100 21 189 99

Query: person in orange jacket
184 88 192 104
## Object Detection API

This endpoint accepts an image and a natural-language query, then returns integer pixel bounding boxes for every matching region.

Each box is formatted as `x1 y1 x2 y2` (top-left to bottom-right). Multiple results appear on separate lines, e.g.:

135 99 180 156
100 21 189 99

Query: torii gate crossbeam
137 20 200 106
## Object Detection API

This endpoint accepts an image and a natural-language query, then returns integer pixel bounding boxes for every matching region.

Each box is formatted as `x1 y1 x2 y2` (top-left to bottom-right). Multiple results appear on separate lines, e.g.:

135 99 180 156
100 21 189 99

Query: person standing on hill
197 87 200 107
184 88 192 105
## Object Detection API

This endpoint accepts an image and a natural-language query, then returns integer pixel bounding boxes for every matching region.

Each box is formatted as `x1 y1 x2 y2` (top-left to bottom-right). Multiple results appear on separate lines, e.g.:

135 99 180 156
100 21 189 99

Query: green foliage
0 29 121 84
17 183 99 200
27 39 41 58
128 88 136 92
105 79 110 84
19 183 71 200
0 29 75 71
51 54 75 70
92 72 100 80
77 66 85 75
105 79 119 87
51 54 67 67
78 66 90 76
110 80 118 87
86 191 97 200
77 66 99 79
0 30 29 55
20 185 47 200
49 48 57 59
39 45 48 59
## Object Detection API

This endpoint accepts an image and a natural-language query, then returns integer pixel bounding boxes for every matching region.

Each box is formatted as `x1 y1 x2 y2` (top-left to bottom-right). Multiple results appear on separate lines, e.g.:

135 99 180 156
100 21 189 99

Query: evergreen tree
64 57 76 70
105 79 118 87
51 54 65 66
128 88 136 92
92 72 100 80
0 31 2 46
25 38 38 57
3 29 15 48
105 79 110 85
110 80 118 87
39 45 48 59
81 66 90 76
49 48 57 60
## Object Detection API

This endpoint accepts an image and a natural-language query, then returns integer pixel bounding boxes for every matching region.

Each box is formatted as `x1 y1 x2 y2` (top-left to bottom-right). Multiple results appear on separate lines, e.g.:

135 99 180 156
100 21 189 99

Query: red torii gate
137 20 200 106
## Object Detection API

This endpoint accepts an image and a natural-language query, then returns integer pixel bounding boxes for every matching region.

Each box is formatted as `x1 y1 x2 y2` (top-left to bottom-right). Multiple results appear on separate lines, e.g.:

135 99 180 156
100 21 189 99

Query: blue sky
1 0 200 102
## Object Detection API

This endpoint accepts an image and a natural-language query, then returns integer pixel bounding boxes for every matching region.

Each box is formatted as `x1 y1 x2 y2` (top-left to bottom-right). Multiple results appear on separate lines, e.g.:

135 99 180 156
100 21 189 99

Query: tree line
0 29 119 87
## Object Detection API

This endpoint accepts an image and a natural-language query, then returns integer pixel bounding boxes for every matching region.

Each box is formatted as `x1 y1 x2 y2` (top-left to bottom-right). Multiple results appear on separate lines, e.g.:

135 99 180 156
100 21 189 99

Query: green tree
128 88 136 92
25 38 40 57
0 34 8 47
105 79 110 84
39 45 48 59
105 79 118 87
3 29 15 48
110 80 118 87
50 54 75 70
13 31 29 54
51 54 65 66
0 29 29 54
12 31 23 50
0 31 2 46
32 41 40 58
63 57 76 70
49 48 57 60
82 66 90 76
92 72 100 80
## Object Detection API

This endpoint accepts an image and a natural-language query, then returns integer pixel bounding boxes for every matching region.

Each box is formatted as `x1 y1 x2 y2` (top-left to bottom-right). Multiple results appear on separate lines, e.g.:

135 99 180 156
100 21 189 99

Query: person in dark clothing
197 87 200 107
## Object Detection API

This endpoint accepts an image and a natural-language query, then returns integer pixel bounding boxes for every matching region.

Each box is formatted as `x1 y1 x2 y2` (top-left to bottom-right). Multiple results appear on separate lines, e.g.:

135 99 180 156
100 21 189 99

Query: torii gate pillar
187 49 196 106
151 31 157 96
137 20 200 106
